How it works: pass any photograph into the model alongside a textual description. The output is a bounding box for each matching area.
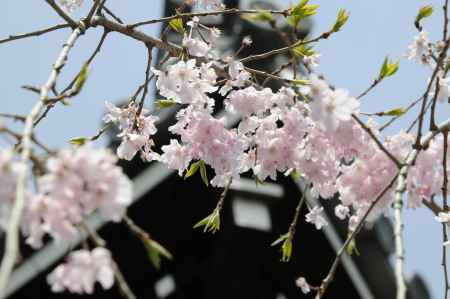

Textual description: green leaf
[199,161,209,187]
[69,136,87,145]
[242,10,274,22]
[291,44,315,58]
[288,0,319,28]
[193,208,221,234]
[184,161,201,179]
[379,56,399,79]
[144,239,173,270]
[271,233,293,262]
[74,63,89,93]
[169,18,185,33]
[416,5,433,24]
[345,235,360,256]
[382,107,406,117]
[155,99,177,110]
[271,233,290,246]
[331,9,350,33]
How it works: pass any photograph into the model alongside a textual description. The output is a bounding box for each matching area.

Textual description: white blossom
[334,204,350,220]
[310,88,359,131]
[305,206,328,230]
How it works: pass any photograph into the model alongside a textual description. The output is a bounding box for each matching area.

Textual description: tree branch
[0,27,84,297]
[0,24,71,45]
[90,16,182,57]
[45,0,78,28]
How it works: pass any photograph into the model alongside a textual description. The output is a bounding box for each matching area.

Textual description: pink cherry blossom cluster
[47,247,115,294]
[21,145,132,248]
[104,101,159,161]
[143,23,450,232]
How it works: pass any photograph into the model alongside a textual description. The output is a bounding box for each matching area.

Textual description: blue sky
[1,0,449,297]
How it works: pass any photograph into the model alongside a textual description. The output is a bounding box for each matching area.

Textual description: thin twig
[129,8,289,28]
[315,173,399,299]
[21,85,41,94]
[0,24,71,45]
[407,97,434,133]
[352,114,401,168]
[262,60,293,87]
[102,5,124,23]
[288,189,307,237]
[240,33,329,64]
[444,0,449,41]
[380,95,423,132]
[356,77,382,100]
[0,113,26,122]
[86,0,103,23]
[415,39,450,149]
[90,16,182,57]
[137,46,154,116]
[45,0,78,28]
[429,76,441,130]
[245,67,306,85]
[0,127,54,154]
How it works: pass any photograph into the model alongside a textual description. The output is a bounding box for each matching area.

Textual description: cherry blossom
[220,59,251,95]
[305,206,328,230]
[104,101,159,161]
[22,146,132,248]
[303,53,321,68]
[152,59,217,107]
[310,88,359,131]
[406,31,431,64]
[335,204,350,220]
[47,247,114,294]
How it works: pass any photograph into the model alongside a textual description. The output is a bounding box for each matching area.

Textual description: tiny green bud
[169,18,185,33]
[331,9,350,33]
[379,56,399,79]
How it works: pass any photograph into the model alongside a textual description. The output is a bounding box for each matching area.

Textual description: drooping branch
[317,117,450,299]
[393,118,450,299]
[0,26,85,297]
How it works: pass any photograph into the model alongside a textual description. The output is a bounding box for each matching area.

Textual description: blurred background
[1,0,449,298]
